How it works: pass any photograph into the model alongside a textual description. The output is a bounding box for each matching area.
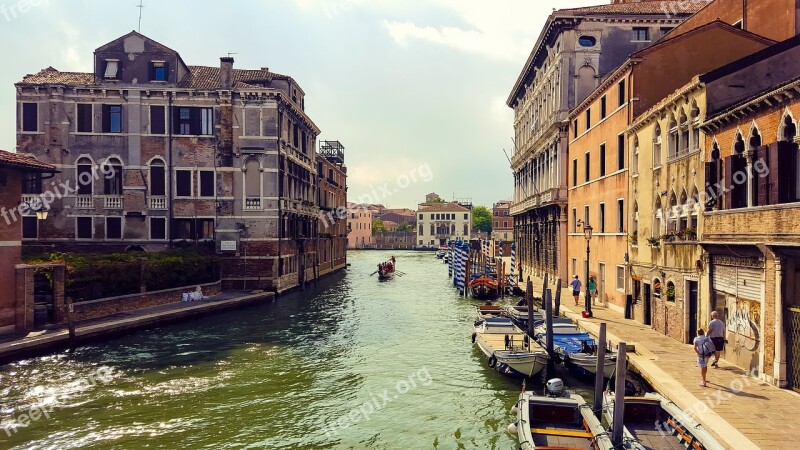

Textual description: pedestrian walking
[588,276,597,301]
[570,275,582,306]
[693,329,715,387]
[708,311,725,367]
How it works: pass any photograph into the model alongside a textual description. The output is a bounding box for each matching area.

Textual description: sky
[0,0,600,210]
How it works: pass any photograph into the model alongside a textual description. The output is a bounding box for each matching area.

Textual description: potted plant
[646,236,661,248]
[666,284,676,301]
[683,227,697,240]
[661,230,677,242]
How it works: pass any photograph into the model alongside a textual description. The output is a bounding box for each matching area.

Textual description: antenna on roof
[227,52,238,58]
[136,1,144,32]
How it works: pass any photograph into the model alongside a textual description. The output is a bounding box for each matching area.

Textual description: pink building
[347,203,374,249]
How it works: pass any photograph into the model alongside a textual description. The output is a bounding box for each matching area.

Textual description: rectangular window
[599,203,605,233]
[176,170,192,197]
[150,165,166,196]
[616,265,625,291]
[572,159,578,186]
[102,105,122,133]
[632,27,649,41]
[21,173,42,194]
[173,107,213,135]
[584,205,590,227]
[22,217,37,239]
[150,105,165,134]
[104,60,119,79]
[617,134,625,171]
[77,104,93,132]
[464,214,468,220]
[464,223,469,235]
[600,96,607,119]
[150,217,167,240]
[197,219,214,239]
[618,80,626,107]
[573,119,578,139]
[77,217,93,239]
[572,208,577,233]
[599,143,606,176]
[150,61,167,82]
[172,219,194,240]
[22,103,37,131]
[572,258,577,277]
[617,199,624,233]
[106,217,122,239]
[199,171,215,197]
[585,152,590,182]
[585,109,591,129]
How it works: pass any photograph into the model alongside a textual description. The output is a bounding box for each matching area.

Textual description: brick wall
[71,280,221,322]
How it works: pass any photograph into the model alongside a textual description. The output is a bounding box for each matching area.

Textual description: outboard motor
[545,378,566,398]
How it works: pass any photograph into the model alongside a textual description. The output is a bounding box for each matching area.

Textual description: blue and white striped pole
[453,238,460,286]
[483,240,489,276]
[509,242,516,295]
[461,241,469,296]
[455,240,464,293]
[447,239,453,278]
[498,240,503,279]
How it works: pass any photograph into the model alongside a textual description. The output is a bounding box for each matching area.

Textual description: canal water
[1,251,598,449]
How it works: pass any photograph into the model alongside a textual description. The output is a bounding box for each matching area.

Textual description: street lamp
[21,200,49,220]
[584,223,593,317]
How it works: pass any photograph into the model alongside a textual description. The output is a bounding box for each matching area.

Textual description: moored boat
[475,303,503,319]
[469,275,499,300]
[602,392,725,450]
[535,322,617,378]
[508,378,614,450]
[472,317,549,378]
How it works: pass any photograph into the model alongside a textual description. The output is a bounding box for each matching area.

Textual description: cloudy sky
[1,0,599,209]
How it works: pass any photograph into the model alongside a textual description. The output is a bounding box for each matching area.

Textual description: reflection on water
[0,251,598,449]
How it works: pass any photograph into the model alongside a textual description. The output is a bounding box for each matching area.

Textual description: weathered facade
[0,151,57,334]
[316,141,347,277]
[699,35,800,388]
[491,200,513,242]
[347,203,374,249]
[416,202,471,247]
[509,1,702,288]
[15,31,329,293]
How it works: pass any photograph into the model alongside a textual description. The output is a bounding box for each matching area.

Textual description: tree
[372,218,385,233]
[472,206,492,233]
[396,223,413,232]
[428,197,444,203]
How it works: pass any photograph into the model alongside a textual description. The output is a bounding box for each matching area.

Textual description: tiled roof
[0,150,56,172]
[19,67,95,86]
[561,1,707,15]
[18,65,291,90]
[418,202,469,212]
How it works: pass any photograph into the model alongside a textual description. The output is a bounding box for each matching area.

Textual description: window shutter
[150,106,165,134]
[704,162,714,208]
[723,156,733,210]
[756,145,769,206]
[191,108,202,135]
[102,105,110,133]
[172,106,180,134]
[776,141,797,203]
[162,62,169,81]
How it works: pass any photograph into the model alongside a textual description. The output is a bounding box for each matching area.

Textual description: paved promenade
[518,271,799,450]
[0,290,274,365]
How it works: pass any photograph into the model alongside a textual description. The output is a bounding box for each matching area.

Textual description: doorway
[643,282,652,326]
[688,280,699,340]
[598,263,606,306]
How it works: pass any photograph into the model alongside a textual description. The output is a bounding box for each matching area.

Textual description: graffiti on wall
[727,298,760,353]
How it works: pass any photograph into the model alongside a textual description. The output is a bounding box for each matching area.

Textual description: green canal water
[0,251,596,449]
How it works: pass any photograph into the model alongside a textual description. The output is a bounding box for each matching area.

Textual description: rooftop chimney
[220,57,234,90]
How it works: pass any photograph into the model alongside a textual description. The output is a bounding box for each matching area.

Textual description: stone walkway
[518,271,800,450]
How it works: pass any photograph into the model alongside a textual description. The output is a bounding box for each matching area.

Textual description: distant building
[381,208,416,226]
[347,203,374,249]
[416,202,471,247]
[374,230,415,250]
[425,192,441,203]
[491,200,513,242]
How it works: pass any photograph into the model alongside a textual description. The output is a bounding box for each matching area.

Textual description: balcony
[149,196,167,210]
[104,196,123,209]
[244,197,262,211]
[75,195,93,209]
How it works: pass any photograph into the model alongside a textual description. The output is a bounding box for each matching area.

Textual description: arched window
[632,135,640,175]
[780,113,797,142]
[149,159,166,196]
[731,133,747,209]
[653,196,663,238]
[679,110,689,155]
[689,186,699,232]
[690,102,701,151]
[76,157,93,195]
[668,116,678,159]
[632,201,639,238]
[653,277,662,298]
[653,123,662,167]
[666,281,676,302]
[748,127,762,207]
[668,192,678,233]
[678,189,688,232]
[103,157,123,195]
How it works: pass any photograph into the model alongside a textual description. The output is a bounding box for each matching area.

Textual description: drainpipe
[168,91,174,249]
[277,106,283,284]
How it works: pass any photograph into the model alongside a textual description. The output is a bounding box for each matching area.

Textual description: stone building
[380,208,416,227]
[508,0,702,288]
[491,200,513,242]
[698,35,800,388]
[316,141,347,277]
[416,202,471,247]
[15,31,325,293]
[0,150,57,334]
